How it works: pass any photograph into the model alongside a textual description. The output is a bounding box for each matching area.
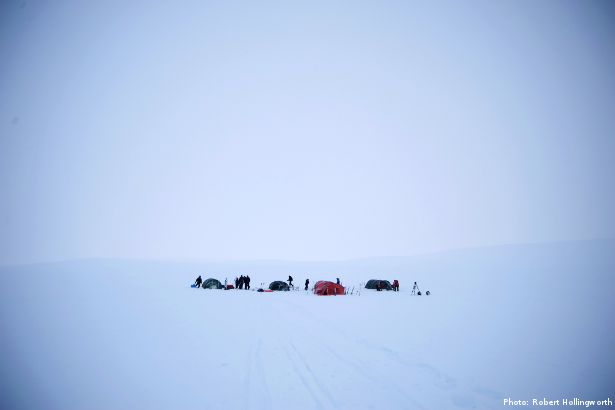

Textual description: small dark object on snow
[417,291,422,296]
[426,291,430,295]
[305,279,310,291]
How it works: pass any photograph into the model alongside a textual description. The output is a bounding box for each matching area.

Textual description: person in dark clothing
[412,281,419,295]
[239,275,244,290]
[235,277,239,289]
[195,275,203,288]
[245,275,251,290]
[392,279,399,291]
[305,278,309,291]
[288,275,293,288]
[336,278,340,285]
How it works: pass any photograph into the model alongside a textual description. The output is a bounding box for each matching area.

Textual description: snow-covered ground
[1,240,613,410]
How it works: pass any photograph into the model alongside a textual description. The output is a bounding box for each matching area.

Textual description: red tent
[314,281,345,296]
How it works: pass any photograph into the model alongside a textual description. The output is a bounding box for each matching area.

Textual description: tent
[314,281,345,296]
[269,281,290,291]
[365,279,393,291]
[202,278,224,289]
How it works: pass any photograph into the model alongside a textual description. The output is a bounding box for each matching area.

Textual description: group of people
[288,275,318,290]
[194,274,319,291]
[234,275,251,290]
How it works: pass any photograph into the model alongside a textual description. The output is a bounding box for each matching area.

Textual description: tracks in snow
[261,295,500,409]
[243,338,272,410]
[283,341,339,409]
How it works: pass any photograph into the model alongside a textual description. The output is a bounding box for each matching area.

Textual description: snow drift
[0,240,613,409]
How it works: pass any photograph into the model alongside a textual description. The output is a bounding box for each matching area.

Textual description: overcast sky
[1,0,614,264]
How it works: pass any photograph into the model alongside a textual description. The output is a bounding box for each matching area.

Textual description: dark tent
[202,278,224,289]
[269,281,290,291]
[365,279,393,291]
[314,281,345,296]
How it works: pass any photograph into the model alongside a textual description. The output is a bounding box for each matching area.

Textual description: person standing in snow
[245,275,251,290]
[336,278,340,285]
[305,278,309,291]
[235,277,239,289]
[412,281,419,295]
[239,275,244,290]
[392,279,399,291]
[194,275,203,288]
[288,275,293,288]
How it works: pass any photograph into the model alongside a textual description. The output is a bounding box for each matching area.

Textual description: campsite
[195,277,403,296]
